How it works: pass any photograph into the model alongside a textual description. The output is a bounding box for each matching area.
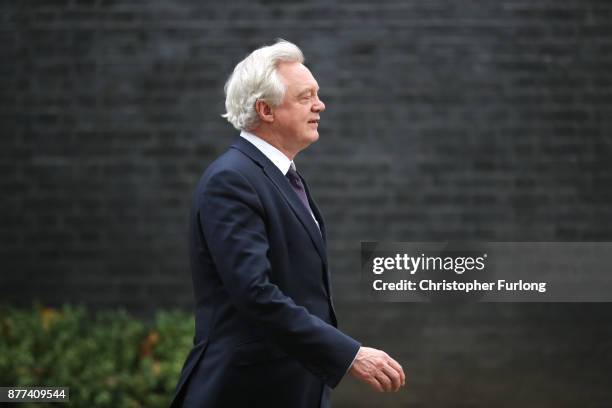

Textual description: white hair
[222,39,304,131]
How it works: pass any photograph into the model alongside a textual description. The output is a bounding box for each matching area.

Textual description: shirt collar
[240,130,294,175]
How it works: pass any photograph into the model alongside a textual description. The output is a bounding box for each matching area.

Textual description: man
[170,39,405,408]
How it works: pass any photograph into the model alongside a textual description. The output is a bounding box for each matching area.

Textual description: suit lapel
[230,137,328,269]
[300,175,326,244]
[300,175,333,298]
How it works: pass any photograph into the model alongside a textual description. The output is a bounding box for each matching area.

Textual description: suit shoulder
[196,146,260,193]
[192,147,265,213]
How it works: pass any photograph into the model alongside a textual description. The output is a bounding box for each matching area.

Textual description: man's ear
[255,100,274,123]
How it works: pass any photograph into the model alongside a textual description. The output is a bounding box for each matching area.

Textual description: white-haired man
[170,39,405,408]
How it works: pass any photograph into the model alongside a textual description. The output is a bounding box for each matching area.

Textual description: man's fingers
[368,376,384,392]
[374,371,393,392]
[382,364,401,391]
[387,358,405,386]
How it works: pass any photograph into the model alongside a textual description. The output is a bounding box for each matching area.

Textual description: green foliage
[0,305,194,408]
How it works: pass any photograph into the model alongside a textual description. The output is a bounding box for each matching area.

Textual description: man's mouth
[308,119,320,124]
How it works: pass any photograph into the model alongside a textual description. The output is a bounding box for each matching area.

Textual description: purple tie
[286,166,320,232]
[286,166,312,214]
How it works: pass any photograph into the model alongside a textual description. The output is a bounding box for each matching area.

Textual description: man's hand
[348,346,405,392]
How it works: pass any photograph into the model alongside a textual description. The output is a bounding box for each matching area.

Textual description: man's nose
[313,97,325,112]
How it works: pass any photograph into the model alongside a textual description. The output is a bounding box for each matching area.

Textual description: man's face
[272,62,326,152]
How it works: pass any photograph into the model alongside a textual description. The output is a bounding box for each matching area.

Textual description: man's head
[223,40,325,158]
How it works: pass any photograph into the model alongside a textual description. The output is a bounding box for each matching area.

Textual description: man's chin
[297,131,319,152]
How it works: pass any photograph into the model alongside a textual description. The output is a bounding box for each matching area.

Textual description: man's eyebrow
[297,86,319,96]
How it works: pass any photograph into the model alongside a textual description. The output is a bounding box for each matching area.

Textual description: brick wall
[1,1,611,406]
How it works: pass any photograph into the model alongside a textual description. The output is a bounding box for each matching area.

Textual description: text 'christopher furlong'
[372,279,547,293]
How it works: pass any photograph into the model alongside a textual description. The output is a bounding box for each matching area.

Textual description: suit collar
[230,137,328,267]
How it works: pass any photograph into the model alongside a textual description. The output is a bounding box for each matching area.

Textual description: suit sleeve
[199,169,360,388]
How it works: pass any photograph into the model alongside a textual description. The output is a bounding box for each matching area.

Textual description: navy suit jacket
[170,136,360,408]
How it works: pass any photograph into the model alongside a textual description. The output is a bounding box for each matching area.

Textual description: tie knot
[286,167,303,190]
[286,166,297,178]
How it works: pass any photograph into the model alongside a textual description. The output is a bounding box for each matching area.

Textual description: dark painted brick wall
[1,1,611,406]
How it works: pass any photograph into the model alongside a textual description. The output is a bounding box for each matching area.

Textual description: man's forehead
[277,62,319,90]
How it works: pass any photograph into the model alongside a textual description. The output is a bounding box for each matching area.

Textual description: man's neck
[249,128,297,161]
